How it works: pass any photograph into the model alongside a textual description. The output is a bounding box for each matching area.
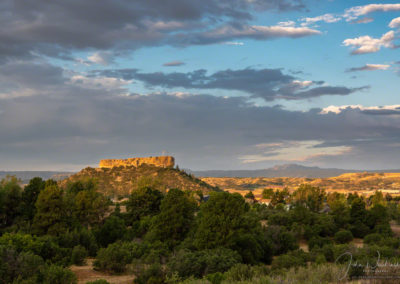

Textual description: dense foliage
[1,175,400,283]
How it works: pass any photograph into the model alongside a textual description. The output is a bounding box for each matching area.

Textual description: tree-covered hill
[60,164,219,196]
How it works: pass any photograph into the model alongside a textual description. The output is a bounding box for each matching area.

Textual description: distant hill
[191,164,400,178]
[60,164,219,196]
[202,172,400,194]
[0,171,73,184]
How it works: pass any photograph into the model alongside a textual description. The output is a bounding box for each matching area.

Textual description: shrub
[134,263,165,284]
[94,241,135,273]
[71,245,87,265]
[41,264,77,284]
[167,248,241,279]
[334,230,353,244]
[85,280,110,284]
[363,233,382,245]
[271,252,306,270]
[308,236,333,250]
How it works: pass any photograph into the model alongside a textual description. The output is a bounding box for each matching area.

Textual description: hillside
[60,164,218,196]
[192,164,400,178]
[202,172,400,196]
[0,171,73,184]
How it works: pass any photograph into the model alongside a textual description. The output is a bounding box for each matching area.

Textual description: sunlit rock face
[99,156,175,168]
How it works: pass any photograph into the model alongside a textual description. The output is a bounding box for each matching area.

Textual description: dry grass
[70,259,135,284]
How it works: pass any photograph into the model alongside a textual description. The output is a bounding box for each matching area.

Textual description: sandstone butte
[99,156,175,169]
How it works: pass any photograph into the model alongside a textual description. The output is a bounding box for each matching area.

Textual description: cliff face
[99,156,175,169]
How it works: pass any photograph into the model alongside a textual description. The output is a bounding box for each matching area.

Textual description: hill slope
[191,164,400,178]
[201,172,400,195]
[60,164,218,196]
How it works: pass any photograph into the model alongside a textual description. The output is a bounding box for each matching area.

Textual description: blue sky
[0,0,400,171]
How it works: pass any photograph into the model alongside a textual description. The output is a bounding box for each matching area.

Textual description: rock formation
[99,156,175,169]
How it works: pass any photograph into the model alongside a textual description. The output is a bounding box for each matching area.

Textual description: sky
[0,0,400,171]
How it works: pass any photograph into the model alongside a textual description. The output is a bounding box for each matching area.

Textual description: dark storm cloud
[94,67,367,101]
[0,0,307,62]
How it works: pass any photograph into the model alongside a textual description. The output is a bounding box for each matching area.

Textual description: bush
[167,248,241,279]
[272,253,305,270]
[86,280,110,284]
[134,263,165,284]
[223,264,268,282]
[334,230,353,244]
[94,241,135,273]
[71,245,87,265]
[308,236,333,250]
[363,233,382,245]
[41,264,77,284]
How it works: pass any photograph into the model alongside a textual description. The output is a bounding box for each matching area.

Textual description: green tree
[262,188,274,199]
[194,192,249,250]
[0,176,23,228]
[292,184,325,212]
[21,177,46,220]
[244,191,255,201]
[96,215,126,247]
[147,188,196,248]
[126,187,163,224]
[74,189,109,227]
[32,185,67,236]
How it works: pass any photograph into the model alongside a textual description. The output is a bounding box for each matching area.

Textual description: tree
[292,184,325,212]
[32,185,67,236]
[334,230,353,244]
[96,215,126,247]
[0,176,23,228]
[21,177,46,220]
[262,188,274,199]
[244,191,255,202]
[126,187,163,224]
[147,188,196,248]
[74,189,109,227]
[194,192,250,250]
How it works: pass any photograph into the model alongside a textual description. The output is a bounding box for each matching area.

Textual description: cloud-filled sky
[1,0,400,171]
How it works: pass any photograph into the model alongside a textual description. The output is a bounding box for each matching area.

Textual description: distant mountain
[190,164,400,178]
[0,171,73,184]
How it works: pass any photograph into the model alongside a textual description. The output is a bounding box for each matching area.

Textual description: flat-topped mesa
[99,156,175,169]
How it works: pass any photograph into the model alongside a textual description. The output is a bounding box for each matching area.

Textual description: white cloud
[343,31,395,54]
[70,75,131,91]
[347,63,391,72]
[87,51,114,65]
[277,20,296,27]
[345,4,400,21]
[320,104,400,114]
[389,17,400,28]
[223,41,245,46]
[204,24,321,41]
[240,140,352,163]
[301,13,341,26]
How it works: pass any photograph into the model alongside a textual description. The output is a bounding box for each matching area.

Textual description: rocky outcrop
[99,156,175,169]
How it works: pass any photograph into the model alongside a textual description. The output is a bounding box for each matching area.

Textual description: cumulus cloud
[346,63,391,72]
[239,140,352,163]
[0,0,308,62]
[94,67,366,101]
[345,4,400,21]
[87,51,115,65]
[343,31,396,54]
[163,61,185,67]
[353,17,374,24]
[301,13,342,26]
[180,24,321,45]
[389,17,400,28]
[320,104,400,115]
